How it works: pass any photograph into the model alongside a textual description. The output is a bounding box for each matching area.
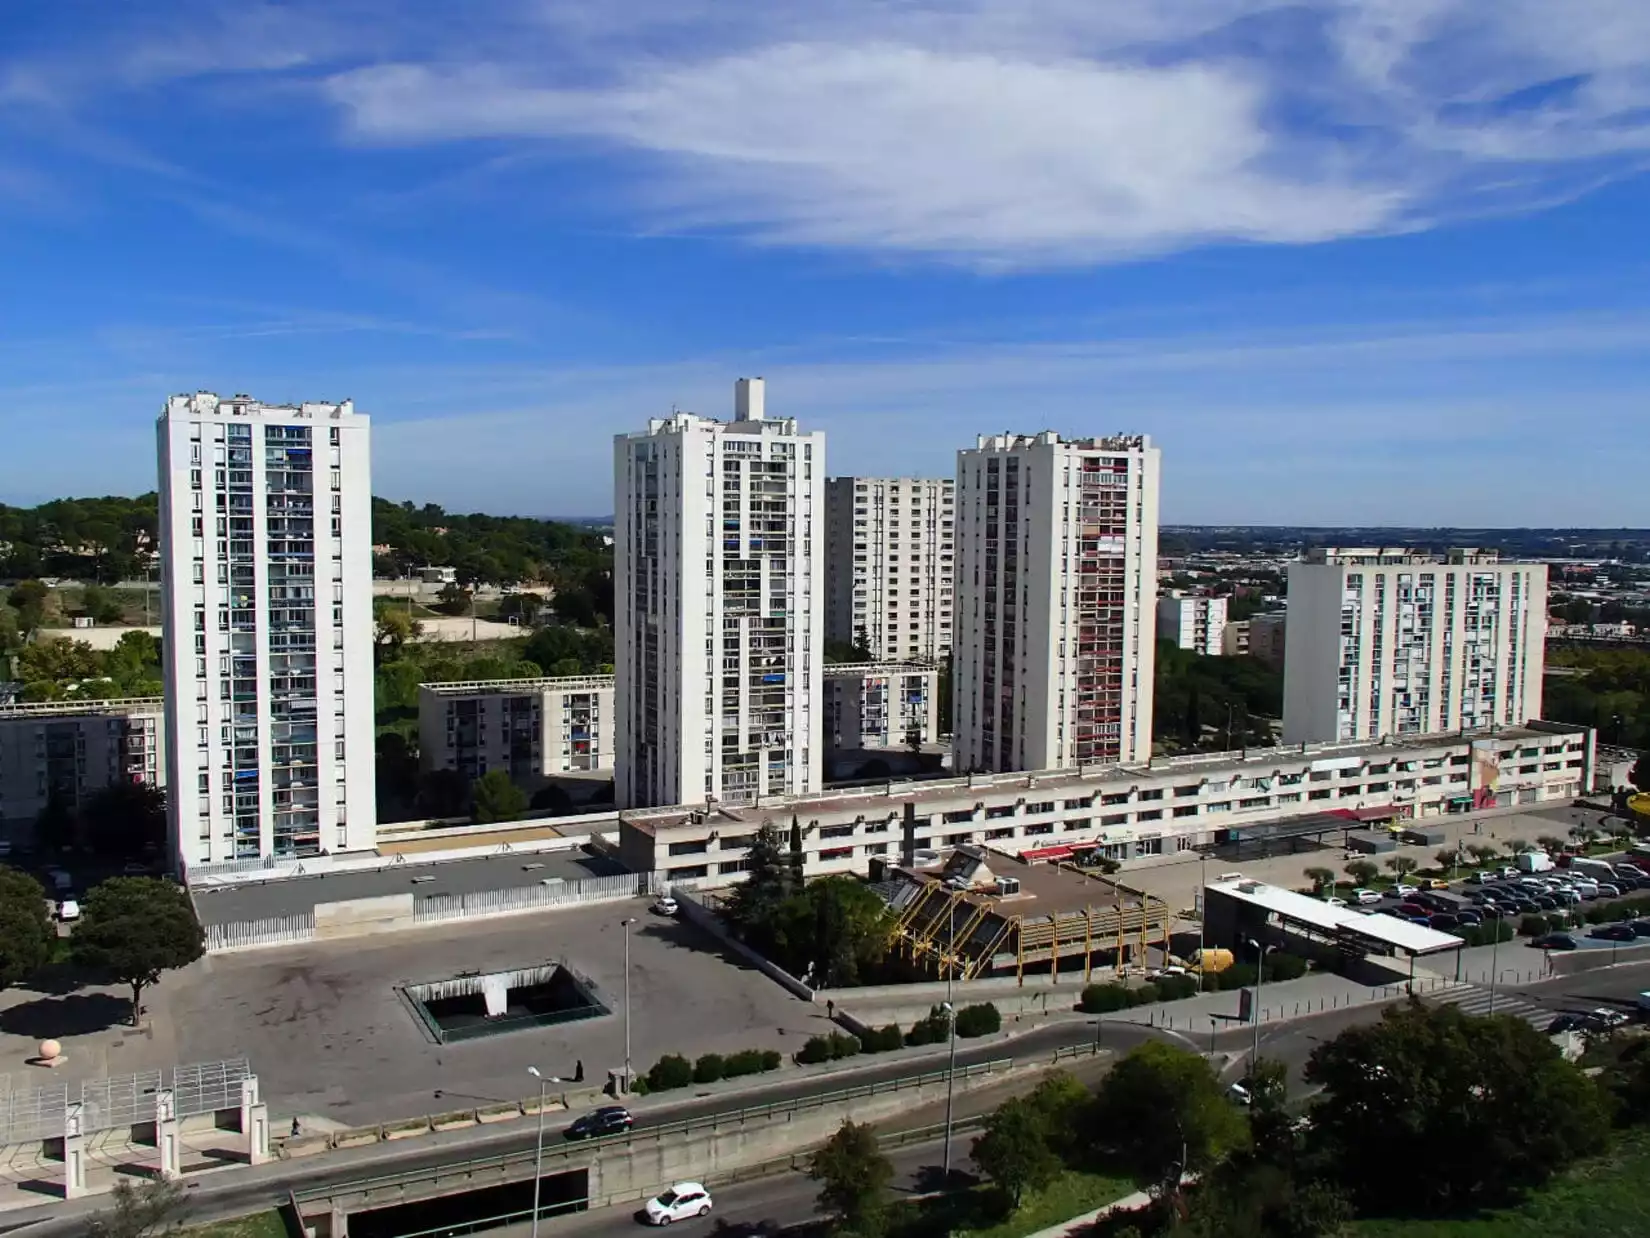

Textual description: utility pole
[940,1000,958,1179]
[621,917,637,1091]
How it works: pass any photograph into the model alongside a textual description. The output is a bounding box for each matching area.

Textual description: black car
[564,1106,634,1140]
[1512,900,1542,915]
[1530,932,1579,951]
[1589,923,1638,943]
[1629,920,1650,938]
[1477,904,1505,919]
[1546,1013,1589,1035]
[1533,895,1560,911]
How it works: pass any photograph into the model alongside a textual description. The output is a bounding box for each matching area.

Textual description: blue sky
[2,0,1649,524]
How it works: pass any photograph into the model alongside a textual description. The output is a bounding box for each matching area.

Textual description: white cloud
[312,0,1650,266]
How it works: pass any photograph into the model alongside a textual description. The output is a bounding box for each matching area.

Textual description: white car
[1351,888,1382,906]
[1323,896,1347,908]
[56,900,80,922]
[644,1182,712,1225]
[1391,883,1418,899]
[651,895,679,917]
[1469,870,1493,884]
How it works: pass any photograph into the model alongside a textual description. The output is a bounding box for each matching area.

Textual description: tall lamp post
[1246,939,1276,1071]
[620,917,637,1092]
[526,1067,562,1238]
[1197,853,1208,977]
[940,999,959,1179]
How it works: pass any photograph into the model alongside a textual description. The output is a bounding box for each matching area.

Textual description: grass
[889,1169,1134,1238]
[1351,1130,1650,1238]
[185,1210,289,1238]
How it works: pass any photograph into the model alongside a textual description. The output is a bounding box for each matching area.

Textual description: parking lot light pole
[1247,939,1276,1070]
[941,1000,958,1178]
[1488,922,1501,1015]
[621,918,637,1092]
[527,1067,560,1238]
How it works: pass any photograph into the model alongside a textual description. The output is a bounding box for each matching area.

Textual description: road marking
[1422,984,1556,1030]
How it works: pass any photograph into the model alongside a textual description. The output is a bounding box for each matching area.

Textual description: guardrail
[291,1058,1013,1204]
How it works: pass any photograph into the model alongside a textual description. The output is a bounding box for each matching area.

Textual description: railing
[413,871,662,924]
[294,1058,1012,1203]
[205,914,316,951]
[0,1059,251,1144]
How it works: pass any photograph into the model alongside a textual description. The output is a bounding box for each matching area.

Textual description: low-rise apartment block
[618,722,1591,883]
[0,698,166,830]
[418,676,615,786]
[1156,594,1228,655]
[1248,611,1287,670]
[1221,620,1250,657]
[823,662,941,750]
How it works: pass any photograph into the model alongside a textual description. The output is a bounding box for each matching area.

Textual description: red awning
[1328,805,1399,823]
[1019,844,1077,863]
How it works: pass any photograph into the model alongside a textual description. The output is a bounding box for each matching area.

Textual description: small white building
[1156,594,1228,656]
[418,675,616,785]
[823,662,941,750]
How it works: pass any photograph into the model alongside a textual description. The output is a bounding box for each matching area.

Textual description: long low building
[0,697,166,830]
[418,676,616,786]
[618,721,1593,884]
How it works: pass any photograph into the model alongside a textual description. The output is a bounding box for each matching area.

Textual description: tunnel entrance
[348,1166,589,1238]
[401,963,609,1044]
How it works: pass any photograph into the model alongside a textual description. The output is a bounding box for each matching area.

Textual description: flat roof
[898,851,1165,919]
[1207,878,1462,956]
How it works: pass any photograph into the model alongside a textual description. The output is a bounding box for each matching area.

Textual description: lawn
[890,1169,1134,1238]
[1352,1130,1650,1238]
[185,1211,289,1238]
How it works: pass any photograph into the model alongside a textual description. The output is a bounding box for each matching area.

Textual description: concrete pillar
[329,1201,349,1238]
[155,1089,181,1181]
[240,1077,270,1165]
[63,1103,86,1200]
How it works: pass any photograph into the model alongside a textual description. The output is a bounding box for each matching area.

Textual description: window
[668,839,709,856]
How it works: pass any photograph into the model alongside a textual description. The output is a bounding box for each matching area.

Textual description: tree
[772,875,894,987]
[7,580,47,637]
[372,601,421,660]
[416,768,470,818]
[87,1177,190,1238]
[1535,835,1566,857]
[973,1095,1063,1208]
[80,782,167,862]
[469,769,527,824]
[1303,1000,1610,1213]
[72,878,205,1026]
[809,1120,893,1234]
[1091,1042,1248,1205]
[79,584,123,624]
[1343,860,1378,887]
[1303,867,1335,895]
[0,868,54,988]
[723,821,795,945]
[1384,856,1418,879]
[434,582,472,616]
[1467,844,1502,867]
[1508,839,1536,856]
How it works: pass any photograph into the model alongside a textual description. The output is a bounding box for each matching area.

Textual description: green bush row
[1076,953,1312,1013]
[796,1032,862,1064]
[1518,893,1650,939]
[1457,921,1515,947]
[641,1047,782,1092]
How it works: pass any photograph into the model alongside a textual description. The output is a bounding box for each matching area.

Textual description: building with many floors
[614,378,825,809]
[619,722,1592,883]
[418,676,615,787]
[1248,611,1287,670]
[1156,594,1227,655]
[1284,548,1547,745]
[825,477,955,662]
[952,432,1160,774]
[157,392,377,867]
[0,698,165,831]
[823,662,941,750]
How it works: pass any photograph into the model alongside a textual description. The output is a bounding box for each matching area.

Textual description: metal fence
[205,913,316,951]
[0,1059,252,1145]
[413,871,663,924]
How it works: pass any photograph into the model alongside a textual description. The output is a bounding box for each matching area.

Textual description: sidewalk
[1020,1175,1196,1238]
[1100,970,1465,1037]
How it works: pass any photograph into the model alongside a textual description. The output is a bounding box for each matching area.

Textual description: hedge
[797,1032,861,1065]
[1079,983,1131,1013]
[693,1053,725,1084]
[954,1003,1001,1038]
[645,1053,694,1092]
[723,1048,782,1077]
[1520,914,1549,937]
[859,1024,905,1053]
[1457,921,1514,947]
[905,1006,952,1046]
[639,1047,781,1092]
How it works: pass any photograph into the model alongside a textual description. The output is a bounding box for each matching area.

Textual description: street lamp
[526,1067,562,1238]
[1246,938,1277,1070]
[1197,853,1208,981]
[940,1000,959,1179]
[620,917,637,1092]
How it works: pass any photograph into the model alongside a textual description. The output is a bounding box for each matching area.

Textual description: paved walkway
[1100,971,1462,1037]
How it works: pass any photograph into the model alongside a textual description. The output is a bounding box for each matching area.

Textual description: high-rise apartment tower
[157,393,376,868]
[614,379,825,809]
[953,432,1161,773]
[1283,547,1547,744]
[824,477,955,663]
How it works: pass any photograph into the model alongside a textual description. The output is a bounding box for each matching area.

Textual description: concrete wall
[673,888,815,1001]
[314,893,414,939]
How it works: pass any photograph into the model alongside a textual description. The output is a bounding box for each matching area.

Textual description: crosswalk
[1424,984,1556,1030]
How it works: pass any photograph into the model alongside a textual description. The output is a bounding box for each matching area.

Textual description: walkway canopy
[1206,877,1463,959]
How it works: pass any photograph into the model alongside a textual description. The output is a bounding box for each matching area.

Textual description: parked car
[652,895,680,917]
[1547,1013,1589,1035]
[1532,895,1560,911]
[645,1182,713,1225]
[1530,932,1579,951]
[1323,896,1347,908]
[565,1106,634,1140]
[1629,920,1650,938]
[1590,923,1639,943]
[1424,878,1452,890]
[1454,909,1483,926]
[1351,888,1382,906]
[1391,883,1419,899]
[1477,904,1505,919]
[1429,913,1460,930]
[1470,870,1494,884]
[55,899,79,922]
[1498,866,1521,879]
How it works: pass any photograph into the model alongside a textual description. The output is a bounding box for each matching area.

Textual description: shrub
[1128,982,1161,1007]
[722,1049,766,1078]
[1519,914,1549,937]
[860,1024,905,1053]
[1215,963,1258,991]
[905,1005,952,1046]
[1155,974,1198,1001]
[692,1054,725,1084]
[1264,953,1309,982]
[795,1032,862,1064]
[760,1049,782,1072]
[1459,921,1514,947]
[645,1053,694,1092]
[954,1003,1002,1038]
[1079,983,1131,1013]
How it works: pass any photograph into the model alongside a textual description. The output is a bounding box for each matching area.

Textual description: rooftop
[420,675,615,696]
[899,847,1165,920]
[0,696,163,719]
[823,662,941,679]
[1206,878,1462,956]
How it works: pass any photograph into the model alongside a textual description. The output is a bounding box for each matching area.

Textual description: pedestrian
[574,1059,584,1083]
[290,1116,301,1138]
[826,999,835,1020]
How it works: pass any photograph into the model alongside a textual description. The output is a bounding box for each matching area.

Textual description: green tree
[86,1177,190,1238]
[809,1120,893,1235]
[372,600,421,661]
[79,584,123,624]
[434,582,472,616]
[1091,1042,1247,1205]
[72,877,205,1026]
[7,580,48,637]
[80,781,167,862]
[1467,844,1502,867]
[772,875,894,987]
[1303,1000,1611,1213]
[1343,860,1378,887]
[723,821,795,944]
[1303,867,1335,895]
[469,769,527,824]
[973,1095,1063,1208]
[1384,855,1418,879]
[0,868,54,988]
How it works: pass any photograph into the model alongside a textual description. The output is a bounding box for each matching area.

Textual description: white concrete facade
[825,477,955,662]
[0,699,165,830]
[1284,548,1548,745]
[1156,594,1228,655]
[158,393,377,868]
[620,722,1592,882]
[823,663,942,750]
[418,676,616,781]
[953,433,1160,774]
[614,378,825,809]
